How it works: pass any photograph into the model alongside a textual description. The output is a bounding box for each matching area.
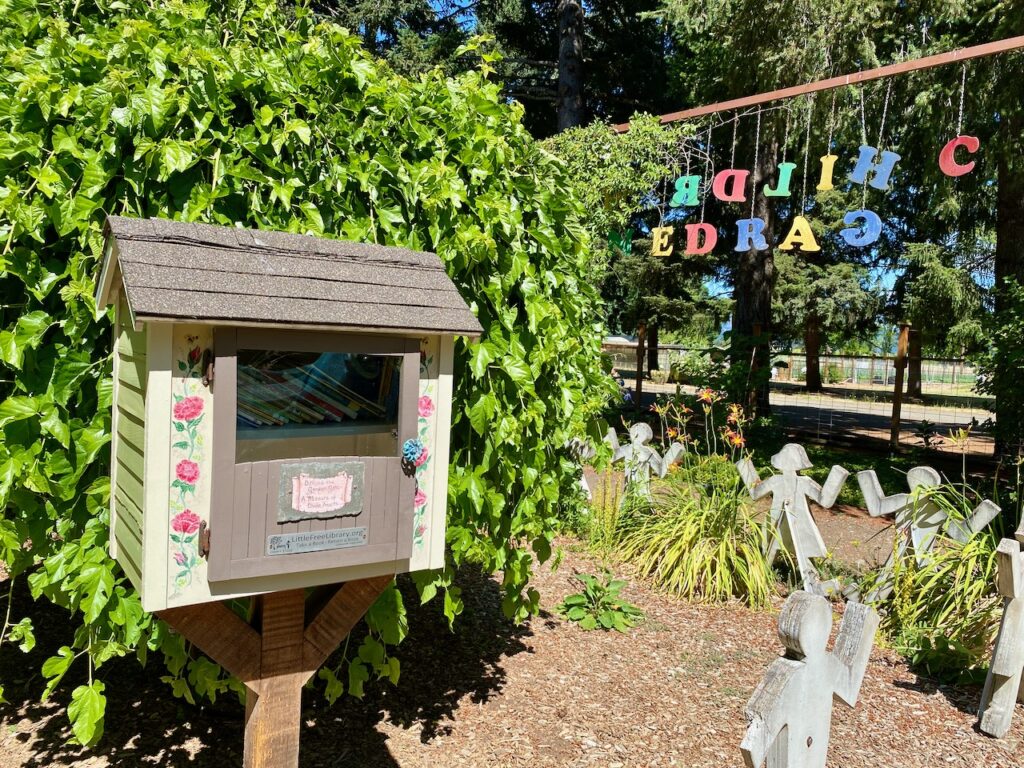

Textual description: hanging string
[701,123,714,223]
[877,77,893,148]
[826,89,837,152]
[730,114,739,169]
[859,86,868,209]
[956,63,967,134]
[801,94,815,209]
[781,103,792,164]
[750,107,762,219]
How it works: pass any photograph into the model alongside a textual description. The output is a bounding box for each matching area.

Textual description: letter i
[816,154,838,192]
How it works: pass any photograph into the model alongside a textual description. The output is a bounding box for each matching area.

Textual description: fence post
[890,323,910,450]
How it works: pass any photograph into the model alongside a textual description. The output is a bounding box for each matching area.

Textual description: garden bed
[1,525,1021,767]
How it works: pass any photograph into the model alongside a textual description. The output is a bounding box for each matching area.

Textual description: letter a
[778,216,821,252]
[684,223,717,255]
[839,209,882,247]
[938,135,980,177]
[670,175,701,207]
[763,162,796,197]
[712,169,749,202]
[848,145,901,191]
[734,218,769,252]
[652,226,674,256]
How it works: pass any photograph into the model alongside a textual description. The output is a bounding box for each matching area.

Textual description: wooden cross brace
[157,575,393,767]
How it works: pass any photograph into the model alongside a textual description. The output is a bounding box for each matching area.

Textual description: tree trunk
[731,144,778,415]
[647,325,659,375]
[803,316,823,393]
[995,142,1024,459]
[634,321,646,412]
[556,0,584,131]
[907,327,923,399]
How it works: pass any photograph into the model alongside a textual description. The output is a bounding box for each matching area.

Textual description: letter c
[938,135,980,177]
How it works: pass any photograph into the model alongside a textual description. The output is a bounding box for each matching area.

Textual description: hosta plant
[556,571,645,632]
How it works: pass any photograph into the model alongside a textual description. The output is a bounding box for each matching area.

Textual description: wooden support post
[158,575,392,768]
[890,323,910,450]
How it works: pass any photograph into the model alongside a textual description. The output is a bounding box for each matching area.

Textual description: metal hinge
[198,520,211,559]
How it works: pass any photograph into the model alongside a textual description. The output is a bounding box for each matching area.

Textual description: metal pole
[614,34,1024,132]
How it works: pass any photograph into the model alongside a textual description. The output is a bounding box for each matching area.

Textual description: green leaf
[469,342,495,378]
[347,658,369,698]
[9,617,35,652]
[68,681,106,746]
[42,646,75,700]
[285,119,311,145]
[0,397,39,428]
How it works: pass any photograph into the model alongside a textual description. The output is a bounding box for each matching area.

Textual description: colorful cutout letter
[652,226,674,256]
[763,162,796,197]
[938,135,980,177]
[848,145,901,191]
[839,209,882,247]
[778,216,821,252]
[670,175,701,207]
[735,218,769,252]
[684,223,717,255]
[816,154,838,192]
[712,169,749,202]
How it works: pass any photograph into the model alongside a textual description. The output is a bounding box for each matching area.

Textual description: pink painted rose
[171,510,201,535]
[413,488,427,508]
[173,551,187,566]
[173,396,204,421]
[415,524,426,538]
[176,459,200,485]
[414,447,429,468]
[417,396,434,418]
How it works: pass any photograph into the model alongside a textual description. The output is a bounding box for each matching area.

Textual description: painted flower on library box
[176,459,200,486]
[402,438,425,463]
[172,509,202,536]
[414,487,428,508]
[414,447,429,468]
[418,395,435,418]
[173,395,204,422]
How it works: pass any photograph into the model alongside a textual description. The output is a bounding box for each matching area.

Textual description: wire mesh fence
[603,340,994,456]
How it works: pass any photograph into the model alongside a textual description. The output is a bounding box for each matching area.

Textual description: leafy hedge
[0,0,611,743]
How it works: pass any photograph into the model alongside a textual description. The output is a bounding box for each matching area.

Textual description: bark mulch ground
[1,527,1021,767]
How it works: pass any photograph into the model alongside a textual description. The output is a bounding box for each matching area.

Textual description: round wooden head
[906,466,942,491]
[777,591,832,659]
[770,443,813,472]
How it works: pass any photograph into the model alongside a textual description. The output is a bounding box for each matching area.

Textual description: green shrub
[0,0,611,741]
[617,459,776,607]
[556,571,645,632]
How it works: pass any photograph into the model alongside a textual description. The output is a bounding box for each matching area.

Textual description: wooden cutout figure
[855,466,1001,602]
[737,444,849,595]
[605,424,684,499]
[978,519,1024,738]
[742,591,879,768]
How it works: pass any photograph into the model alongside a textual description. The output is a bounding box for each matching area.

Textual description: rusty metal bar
[613,35,1024,132]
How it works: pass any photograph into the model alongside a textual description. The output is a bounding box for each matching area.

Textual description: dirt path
[1,531,1020,767]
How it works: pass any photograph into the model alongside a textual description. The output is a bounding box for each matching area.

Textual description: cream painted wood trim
[142,322,173,612]
[109,290,122,560]
[428,335,455,570]
[135,315,481,340]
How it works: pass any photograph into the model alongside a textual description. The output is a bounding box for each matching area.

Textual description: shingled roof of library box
[95,216,482,336]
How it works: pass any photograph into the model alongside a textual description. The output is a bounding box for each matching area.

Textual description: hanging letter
[817,154,838,191]
[938,135,980,177]
[734,218,769,252]
[684,223,717,255]
[670,175,701,207]
[652,226,674,256]
[848,145,901,190]
[763,162,797,197]
[712,169,749,202]
[839,209,882,247]
[778,216,821,252]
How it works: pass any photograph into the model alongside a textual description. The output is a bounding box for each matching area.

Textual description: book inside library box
[235,349,402,463]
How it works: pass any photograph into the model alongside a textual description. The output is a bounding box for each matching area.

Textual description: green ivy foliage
[0,0,611,742]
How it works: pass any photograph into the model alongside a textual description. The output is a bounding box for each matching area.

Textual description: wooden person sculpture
[737,444,849,595]
[978,519,1024,738]
[741,591,879,768]
[856,466,1000,602]
[606,424,684,498]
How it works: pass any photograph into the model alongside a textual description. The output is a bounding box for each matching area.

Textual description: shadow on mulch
[0,565,532,767]
[893,673,987,720]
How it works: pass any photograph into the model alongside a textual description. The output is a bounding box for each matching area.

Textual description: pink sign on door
[291,472,353,515]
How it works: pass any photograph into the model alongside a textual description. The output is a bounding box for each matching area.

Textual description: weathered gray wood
[741,591,879,768]
[737,444,848,596]
[978,520,1024,738]
[605,424,684,499]
[854,466,1000,603]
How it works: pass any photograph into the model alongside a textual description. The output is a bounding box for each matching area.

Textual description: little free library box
[96,216,481,612]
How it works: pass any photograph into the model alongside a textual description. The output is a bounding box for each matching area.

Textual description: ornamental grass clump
[617,458,776,608]
[867,484,1003,681]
